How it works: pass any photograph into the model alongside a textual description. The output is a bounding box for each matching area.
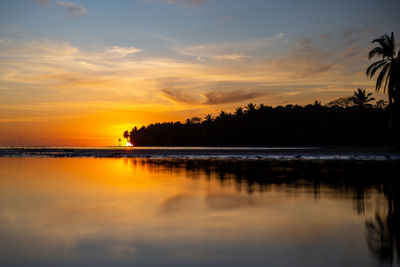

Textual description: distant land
[123,100,391,147]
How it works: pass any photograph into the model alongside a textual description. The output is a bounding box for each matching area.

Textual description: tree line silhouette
[123,96,390,147]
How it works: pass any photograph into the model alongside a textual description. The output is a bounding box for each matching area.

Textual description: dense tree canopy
[123,101,389,147]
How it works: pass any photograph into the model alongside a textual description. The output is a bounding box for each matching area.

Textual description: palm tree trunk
[389,104,400,151]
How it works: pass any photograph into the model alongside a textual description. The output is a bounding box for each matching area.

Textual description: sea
[0,147,399,266]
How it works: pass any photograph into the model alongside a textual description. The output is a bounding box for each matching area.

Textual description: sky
[0,0,399,146]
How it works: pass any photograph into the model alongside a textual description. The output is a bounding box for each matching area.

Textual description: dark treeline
[124,102,391,147]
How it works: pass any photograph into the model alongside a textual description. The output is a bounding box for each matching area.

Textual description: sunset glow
[0,0,398,146]
[125,142,133,147]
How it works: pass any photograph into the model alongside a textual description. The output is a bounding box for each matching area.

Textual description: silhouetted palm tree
[367,32,400,150]
[123,130,129,141]
[204,114,213,122]
[245,103,257,113]
[217,111,231,120]
[366,32,399,105]
[352,88,375,107]
[235,107,244,117]
[313,100,321,107]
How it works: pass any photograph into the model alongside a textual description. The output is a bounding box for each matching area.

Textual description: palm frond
[372,36,389,49]
[366,93,375,103]
[372,34,395,59]
[366,60,387,77]
[375,64,389,92]
[368,47,384,59]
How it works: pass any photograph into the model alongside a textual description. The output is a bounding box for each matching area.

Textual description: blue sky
[0,0,399,145]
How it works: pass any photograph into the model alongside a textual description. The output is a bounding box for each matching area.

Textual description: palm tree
[235,107,243,117]
[351,88,375,108]
[123,130,130,141]
[313,100,322,107]
[204,114,213,123]
[366,32,399,106]
[245,103,257,113]
[217,111,230,120]
[367,32,400,150]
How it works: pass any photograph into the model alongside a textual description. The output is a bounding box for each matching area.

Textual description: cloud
[105,46,142,57]
[164,0,207,7]
[342,28,355,39]
[145,0,206,7]
[0,36,376,114]
[213,54,249,61]
[161,88,198,104]
[203,90,265,105]
[34,0,50,5]
[56,0,87,17]
[275,37,336,78]
[181,33,285,62]
[320,34,332,40]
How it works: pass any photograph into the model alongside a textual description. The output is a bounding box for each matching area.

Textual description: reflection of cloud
[56,0,87,17]
[206,194,255,210]
[159,194,194,214]
[203,90,265,105]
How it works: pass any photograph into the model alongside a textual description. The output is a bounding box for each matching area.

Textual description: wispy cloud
[56,0,87,17]
[181,33,285,62]
[145,0,206,7]
[161,88,198,104]
[165,0,207,7]
[105,46,142,56]
[0,36,375,111]
[203,90,265,105]
[34,0,51,5]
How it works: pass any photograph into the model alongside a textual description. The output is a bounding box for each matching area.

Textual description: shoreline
[0,147,399,161]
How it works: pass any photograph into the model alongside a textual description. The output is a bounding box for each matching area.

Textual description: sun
[125,142,133,147]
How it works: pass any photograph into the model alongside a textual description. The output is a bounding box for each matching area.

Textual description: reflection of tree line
[128,158,399,265]
[365,163,400,266]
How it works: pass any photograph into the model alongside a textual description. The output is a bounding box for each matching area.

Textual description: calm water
[0,157,399,266]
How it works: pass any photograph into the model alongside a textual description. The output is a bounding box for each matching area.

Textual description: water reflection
[364,162,400,266]
[0,157,398,266]
[126,158,400,266]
